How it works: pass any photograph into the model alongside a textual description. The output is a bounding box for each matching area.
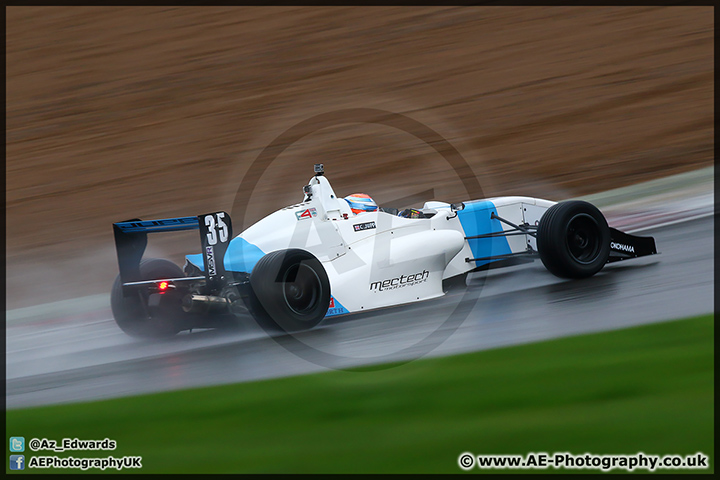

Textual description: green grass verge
[6,314,714,474]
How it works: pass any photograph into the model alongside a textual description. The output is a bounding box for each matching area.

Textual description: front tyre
[537,201,610,279]
[249,249,330,333]
[111,258,186,338]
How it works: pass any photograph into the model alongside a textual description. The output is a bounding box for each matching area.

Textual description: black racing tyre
[243,285,278,333]
[111,258,187,338]
[249,249,330,333]
[537,201,610,279]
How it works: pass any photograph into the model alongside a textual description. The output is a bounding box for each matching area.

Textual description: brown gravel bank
[6,7,713,308]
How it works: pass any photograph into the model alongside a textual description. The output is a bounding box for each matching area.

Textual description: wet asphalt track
[5,215,713,409]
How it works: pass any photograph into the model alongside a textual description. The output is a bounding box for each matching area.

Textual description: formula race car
[111,164,658,338]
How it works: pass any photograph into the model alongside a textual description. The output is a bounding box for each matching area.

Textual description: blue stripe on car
[186,236,266,273]
[325,297,349,317]
[456,200,512,267]
[115,216,199,233]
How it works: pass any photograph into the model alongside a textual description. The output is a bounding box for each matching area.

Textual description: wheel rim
[565,214,601,264]
[282,263,321,316]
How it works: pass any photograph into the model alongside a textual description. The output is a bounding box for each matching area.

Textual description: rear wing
[113,212,232,294]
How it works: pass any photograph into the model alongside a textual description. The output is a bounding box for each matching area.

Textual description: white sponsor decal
[353,221,376,232]
[205,245,216,276]
[611,242,635,253]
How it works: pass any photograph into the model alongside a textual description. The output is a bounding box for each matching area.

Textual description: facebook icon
[10,455,25,470]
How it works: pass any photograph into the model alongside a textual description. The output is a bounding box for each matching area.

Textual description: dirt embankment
[6,7,713,309]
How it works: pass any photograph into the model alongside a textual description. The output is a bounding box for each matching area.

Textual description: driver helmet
[344,193,378,215]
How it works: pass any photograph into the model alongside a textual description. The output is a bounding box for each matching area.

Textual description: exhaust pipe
[182,294,230,314]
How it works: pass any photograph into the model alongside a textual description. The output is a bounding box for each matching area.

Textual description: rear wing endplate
[113,212,232,294]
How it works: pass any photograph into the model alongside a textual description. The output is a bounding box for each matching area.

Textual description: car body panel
[184,176,559,318]
[113,169,657,337]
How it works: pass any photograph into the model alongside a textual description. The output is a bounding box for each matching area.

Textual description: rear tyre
[537,201,610,279]
[249,249,330,333]
[111,258,187,338]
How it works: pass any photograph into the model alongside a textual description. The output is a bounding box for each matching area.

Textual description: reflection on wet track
[6,217,713,408]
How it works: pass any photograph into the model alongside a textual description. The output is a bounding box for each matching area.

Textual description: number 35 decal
[204,212,229,246]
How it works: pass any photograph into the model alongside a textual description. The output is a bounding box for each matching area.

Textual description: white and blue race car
[111,164,657,338]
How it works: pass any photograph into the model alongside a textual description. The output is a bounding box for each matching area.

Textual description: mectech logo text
[370,270,429,292]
